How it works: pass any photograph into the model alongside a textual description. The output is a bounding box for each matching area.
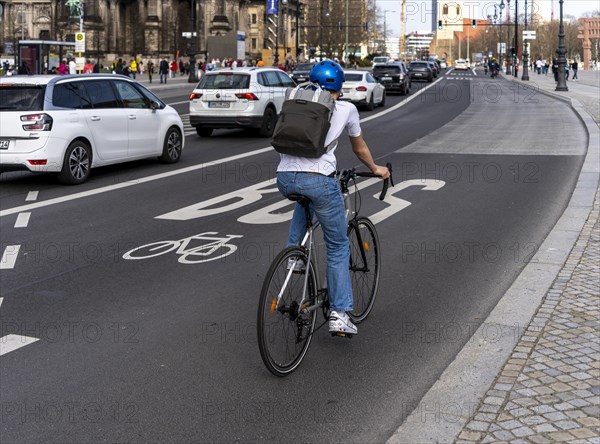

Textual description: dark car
[408,61,434,82]
[427,61,439,78]
[290,62,316,84]
[372,62,411,95]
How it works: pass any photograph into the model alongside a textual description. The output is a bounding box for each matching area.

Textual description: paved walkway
[454,71,600,443]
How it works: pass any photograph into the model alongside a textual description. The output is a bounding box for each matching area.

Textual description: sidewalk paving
[455,71,600,443]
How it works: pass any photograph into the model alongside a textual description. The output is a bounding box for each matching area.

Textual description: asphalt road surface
[0,69,586,443]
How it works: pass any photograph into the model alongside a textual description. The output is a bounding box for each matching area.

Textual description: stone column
[144,0,161,56]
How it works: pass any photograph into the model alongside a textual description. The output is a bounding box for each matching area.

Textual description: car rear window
[374,66,400,75]
[410,62,430,68]
[344,74,363,82]
[0,85,45,111]
[295,63,315,71]
[197,73,250,89]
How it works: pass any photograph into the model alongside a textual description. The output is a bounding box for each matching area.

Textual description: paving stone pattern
[455,190,600,443]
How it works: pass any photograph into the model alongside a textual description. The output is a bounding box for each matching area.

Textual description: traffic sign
[523,30,536,40]
[75,32,85,52]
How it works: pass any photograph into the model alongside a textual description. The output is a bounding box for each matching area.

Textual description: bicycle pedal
[330,332,353,339]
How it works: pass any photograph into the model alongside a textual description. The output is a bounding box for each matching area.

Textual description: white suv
[0,74,184,184]
[189,67,296,137]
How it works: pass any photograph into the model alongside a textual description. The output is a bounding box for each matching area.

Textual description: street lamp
[555,0,568,91]
[521,0,530,80]
[513,0,518,77]
[319,2,330,60]
[383,10,396,56]
[188,0,197,83]
[498,0,505,70]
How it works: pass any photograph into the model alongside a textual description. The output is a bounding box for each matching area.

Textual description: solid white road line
[14,212,31,228]
[25,191,39,201]
[0,335,40,356]
[0,245,21,269]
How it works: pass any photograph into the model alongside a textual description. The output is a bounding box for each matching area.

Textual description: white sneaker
[329,311,357,336]
[287,258,305,273]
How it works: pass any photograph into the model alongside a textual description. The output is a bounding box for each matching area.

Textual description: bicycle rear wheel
[257,246,318,377]
[347,217,380,323]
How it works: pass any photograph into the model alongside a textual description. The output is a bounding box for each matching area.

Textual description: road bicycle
[257,163,393,377]
[122,232,243,264]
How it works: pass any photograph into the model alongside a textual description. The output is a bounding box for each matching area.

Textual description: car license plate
[415,73,423,77]
[0,139,10,150]
[209,102,230,109]
[382,76,392,81]
[343,88,351,93]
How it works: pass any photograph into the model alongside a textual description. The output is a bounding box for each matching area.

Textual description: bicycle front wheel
[347,217,380,323]
[257,247,318,377]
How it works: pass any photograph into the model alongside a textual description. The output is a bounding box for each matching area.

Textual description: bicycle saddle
[287,194,311,207]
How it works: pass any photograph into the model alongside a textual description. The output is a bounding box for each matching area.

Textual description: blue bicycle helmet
[309,60,345,92]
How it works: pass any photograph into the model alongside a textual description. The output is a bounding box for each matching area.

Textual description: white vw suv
[0,74,184,184]
[189,67,296,137]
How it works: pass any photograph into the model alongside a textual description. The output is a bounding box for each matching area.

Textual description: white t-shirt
[277,100,361,176]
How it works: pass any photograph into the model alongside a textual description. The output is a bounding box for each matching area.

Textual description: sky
[376,0,599,36]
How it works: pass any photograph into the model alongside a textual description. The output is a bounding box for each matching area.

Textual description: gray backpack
[271,82,336,158]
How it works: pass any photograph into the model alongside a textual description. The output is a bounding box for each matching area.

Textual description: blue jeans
[276,172,353,312]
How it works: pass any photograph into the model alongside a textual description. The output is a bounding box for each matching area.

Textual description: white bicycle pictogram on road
[123,232,243,264]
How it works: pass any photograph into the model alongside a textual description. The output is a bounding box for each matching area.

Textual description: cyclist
[276,60,390,336]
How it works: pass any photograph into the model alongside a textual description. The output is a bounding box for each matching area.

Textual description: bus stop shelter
[18,40,76,74]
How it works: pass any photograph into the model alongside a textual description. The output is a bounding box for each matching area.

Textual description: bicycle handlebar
[339,162,394,201]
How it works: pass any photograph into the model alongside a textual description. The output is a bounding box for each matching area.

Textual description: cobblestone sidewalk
[456,191,600,443]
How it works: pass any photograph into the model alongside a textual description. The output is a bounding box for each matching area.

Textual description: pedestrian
[170,59,177,78]
[17,62,31,75]
[84,60,93,74]
[130,59,137,79]
[93,60,100,73]
[179,59,185,76]
[552,58,558,81]
[147,60,154,83]
[58,59,68,75]
[275,60,389,337]
[159,57,169,83]
[69,58,77,74]
[571,59,578,80]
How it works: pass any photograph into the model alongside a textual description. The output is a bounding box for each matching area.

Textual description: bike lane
[0,75,587,442]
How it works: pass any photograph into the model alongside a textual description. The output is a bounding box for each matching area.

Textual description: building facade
[0,0,306,65]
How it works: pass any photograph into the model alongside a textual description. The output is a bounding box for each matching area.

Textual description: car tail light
[20,113,53,131]
[28,159,47,166]
[235,93,259,100]
[355,86,368,91]
[189,92,202,100]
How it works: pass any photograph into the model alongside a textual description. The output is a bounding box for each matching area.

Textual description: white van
[372,56,390,67]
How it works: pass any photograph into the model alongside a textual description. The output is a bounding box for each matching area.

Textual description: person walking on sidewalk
[159,58,169,84]
[571,59,579,80]
[147,60,154,83]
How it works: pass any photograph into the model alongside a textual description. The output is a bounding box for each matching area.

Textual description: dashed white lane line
[25,191,39,201]
[0,298,40,356]
[0,245,21,269]
[14,212,31,228]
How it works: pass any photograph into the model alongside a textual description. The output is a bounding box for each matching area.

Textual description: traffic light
[511,47,517,57]
[471,19,477,29]
[438,20,443,30]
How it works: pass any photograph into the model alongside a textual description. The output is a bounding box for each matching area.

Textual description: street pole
[513,0,519,78]
[521,0,529,80]
[188,0,197,82]
[345,0,348,63]
[555,0,568,91]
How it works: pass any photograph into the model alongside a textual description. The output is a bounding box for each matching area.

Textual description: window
[0,86,45,111]
[276,71,295,87]
[252,14,257,25]
[252,38,257,50]
[261,71,282,87]
[198,73,250,89]
[82,80,120,108]
[114,81,150,108]
[52,82,91,109]
[344,73,363,82]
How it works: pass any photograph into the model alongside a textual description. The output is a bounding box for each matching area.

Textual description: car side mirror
[151,101,160,112]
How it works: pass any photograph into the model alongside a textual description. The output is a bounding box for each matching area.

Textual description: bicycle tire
[257,246,318,377]
[347,217,380,323]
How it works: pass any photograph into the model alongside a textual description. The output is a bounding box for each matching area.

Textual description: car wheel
[58,140,92,185]
[160,127,182,163]
[258,107,277,137]
[379,91,386,107]
[196,127,213,137]
[365,92,375,111]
